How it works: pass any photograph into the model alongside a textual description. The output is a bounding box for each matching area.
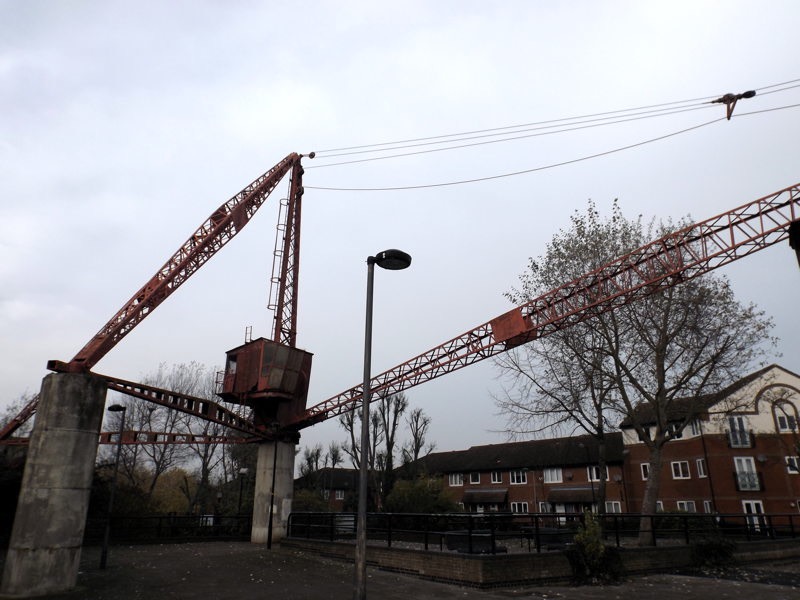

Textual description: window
[640,463,650,480]
[448,473,464,487]
[785,456,800,474]
[510,470,527,485]
[491,471,502,484]
[656,501,664,512]
[539,501,550,513]
[671,461,691,479]
[543,467,563,483]
[696,458,708,478]
[777,413,798,433]
[677,500,697,513]
[510,501,529,513]
[668,422,683,439]
[335,490,345,500]
[605,501,622,513]
[690,419,703,436]
[469,472,480,484]
[728,415,751,448]
[734,457,760,491]
[587,466,609,482]
[703,500,713,514]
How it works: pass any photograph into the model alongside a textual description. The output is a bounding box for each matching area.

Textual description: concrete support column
[1,372,107,598]
[251,439,296,544]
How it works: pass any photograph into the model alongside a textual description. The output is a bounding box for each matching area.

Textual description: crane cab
[217,338,312,430]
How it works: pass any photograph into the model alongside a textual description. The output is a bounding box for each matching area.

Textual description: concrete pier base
[1,372,107,598]
[251,439,296,544]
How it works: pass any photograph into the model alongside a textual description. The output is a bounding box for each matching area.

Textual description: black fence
[287,511,800,554]
[83,514,252,545]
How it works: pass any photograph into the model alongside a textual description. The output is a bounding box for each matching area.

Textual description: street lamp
[354,249,411,600]
[100,403,126,569]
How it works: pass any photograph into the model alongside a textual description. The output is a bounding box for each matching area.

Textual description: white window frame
[671,461,691,479]
[728,415,751,448]
[335,489,345,500]
[696,458,708,478]
[640,463,650,480]
[777,413,798,433]
[587,465,609,482]
[605,501,622,513]
[656,501,664,512]
[469,472,480,484]
[543,467,563,483]
[703,500,713,513]
[491,471,502,484]
[785,456,800,474]
[510,501,529,513]
[734,456,759,491]
[510,470,527,485]
[448,473,464,487]
[539,501,550,513]
[677,500,697,513]
[690,419,703,436]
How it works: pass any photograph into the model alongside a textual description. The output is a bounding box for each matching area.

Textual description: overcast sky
[2,1,798,456]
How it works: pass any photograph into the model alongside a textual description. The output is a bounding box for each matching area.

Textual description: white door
[742,500,765,531]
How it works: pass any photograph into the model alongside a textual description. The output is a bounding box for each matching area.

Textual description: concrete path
[2,541,798,599]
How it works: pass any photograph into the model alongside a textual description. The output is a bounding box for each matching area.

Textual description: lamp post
[100,403,126,569]
[354,249,411,600]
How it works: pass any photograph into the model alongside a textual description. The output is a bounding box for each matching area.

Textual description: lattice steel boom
[48,153,305,374]
[294,183,800,429]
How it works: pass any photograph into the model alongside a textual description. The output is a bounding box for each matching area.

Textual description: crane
[2,176,798,445]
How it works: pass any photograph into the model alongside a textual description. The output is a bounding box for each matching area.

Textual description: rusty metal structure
[1,165,798,446]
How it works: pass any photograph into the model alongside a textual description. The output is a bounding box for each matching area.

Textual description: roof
[411,432,624,475]
[618,364,790,427]
[295,467,358,490]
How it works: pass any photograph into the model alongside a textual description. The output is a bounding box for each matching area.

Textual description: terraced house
[414,365,800,521]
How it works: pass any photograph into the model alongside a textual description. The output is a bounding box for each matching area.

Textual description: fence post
[467,513,473,555]
[683,514,690,545]
[489,514,496,555]
[614,514,620,547]
[387,513,393,548]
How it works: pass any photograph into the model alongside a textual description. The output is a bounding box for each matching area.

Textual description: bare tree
[401,407,435,466]
[496,201,776,543]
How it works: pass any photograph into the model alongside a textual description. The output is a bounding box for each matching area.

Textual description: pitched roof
[412,432,624,475]
[618,364,787,427]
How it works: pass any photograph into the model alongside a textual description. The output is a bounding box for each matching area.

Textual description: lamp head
[108,404,126,412]
[372,249,411,271]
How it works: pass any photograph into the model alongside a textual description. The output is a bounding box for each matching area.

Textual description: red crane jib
[294,183,800,429]
[48,152,303,374]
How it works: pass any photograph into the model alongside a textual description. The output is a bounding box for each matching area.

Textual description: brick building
[411,364,800,518]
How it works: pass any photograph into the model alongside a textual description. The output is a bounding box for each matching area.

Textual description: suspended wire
[313,96,715,155]
[311,77,800,157]
[307,118,724,191]
[310,104,715,163]
[307,104,716,169]
[305,102,800,192]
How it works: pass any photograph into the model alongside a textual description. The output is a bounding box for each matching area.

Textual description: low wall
[281,537,800,588]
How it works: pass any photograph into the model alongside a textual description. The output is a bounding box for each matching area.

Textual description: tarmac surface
[2,541,800,600]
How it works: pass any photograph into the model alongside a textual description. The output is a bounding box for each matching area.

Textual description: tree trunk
[637,443,664,546]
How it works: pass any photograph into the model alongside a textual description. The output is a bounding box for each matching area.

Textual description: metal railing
[287,511,800,554]
[83,514,252,544]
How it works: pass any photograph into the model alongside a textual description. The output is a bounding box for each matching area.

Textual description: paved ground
[2,542,800,599]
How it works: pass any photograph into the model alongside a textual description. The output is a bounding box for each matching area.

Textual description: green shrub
[564,512,624,584]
